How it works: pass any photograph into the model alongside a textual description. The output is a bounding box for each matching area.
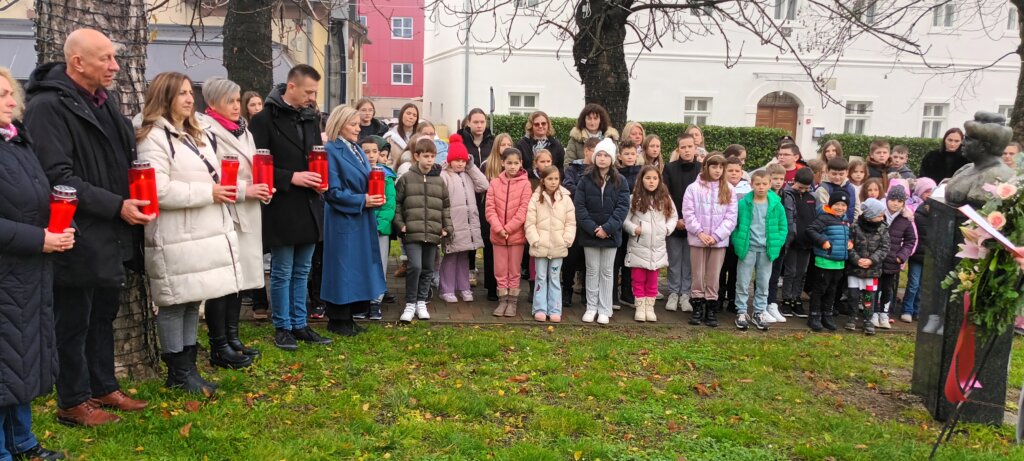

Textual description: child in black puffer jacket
[845,198,890,335]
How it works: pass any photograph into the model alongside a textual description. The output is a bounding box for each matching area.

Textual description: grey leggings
[156,302,200,354]
[404,242,438,303]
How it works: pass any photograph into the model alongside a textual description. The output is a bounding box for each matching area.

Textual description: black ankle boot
[209,336,253,369]
[808,311,823,332]
[225,299,260,357]
[162,352,188,389]
[704,300,719,327]
[688,298,704,325]
[163,350,214,395]
[821,307,837,331]
[184,345,217,390]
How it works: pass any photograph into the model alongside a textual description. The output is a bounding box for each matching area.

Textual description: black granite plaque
[911,199,1014,424]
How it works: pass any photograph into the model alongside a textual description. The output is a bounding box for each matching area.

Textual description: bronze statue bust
[943,111,1015,208]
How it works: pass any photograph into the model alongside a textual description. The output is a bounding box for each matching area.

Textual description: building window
[509,92,538,115]
[1010,6,1019,31]
[856,0,877,24]
[391,63,413,85]
[1000,105,1013,123]
[774,0,797,21]
[392,109,401,118]
[358,16,367,27]
[932,1,955,28]
[361,62,367,84]
[515,0,541,7]
[843,101,872,135]
[689,0,713,16]
[921,103,948,138]
[391,17,413,39]
[683,97,712,126]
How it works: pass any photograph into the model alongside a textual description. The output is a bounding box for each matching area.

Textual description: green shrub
[817,133,939,174]
[490,114,789,167]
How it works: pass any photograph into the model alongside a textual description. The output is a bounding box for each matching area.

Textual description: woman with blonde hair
[0,66,69,460]
[516,110,567,172]
[622,121,646,160]
[137,72,242,394]
[320,106,387,335]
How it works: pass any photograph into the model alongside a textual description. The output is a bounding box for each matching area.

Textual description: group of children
[361,123,931,334]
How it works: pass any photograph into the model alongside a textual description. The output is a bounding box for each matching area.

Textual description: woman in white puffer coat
[525,166,576,323]
[623,165,678,323]
[136,72,241,395]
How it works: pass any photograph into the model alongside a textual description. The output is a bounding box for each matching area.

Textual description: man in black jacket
[662,133,701,313]
[23,28,151,427]
[249,64,332,350]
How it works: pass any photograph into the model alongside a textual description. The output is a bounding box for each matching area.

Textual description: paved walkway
[246,255,917,334]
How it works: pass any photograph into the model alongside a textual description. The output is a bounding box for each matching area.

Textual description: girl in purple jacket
[681,154,737,327]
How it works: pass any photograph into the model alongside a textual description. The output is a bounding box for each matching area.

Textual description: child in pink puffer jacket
[681,154,737,327]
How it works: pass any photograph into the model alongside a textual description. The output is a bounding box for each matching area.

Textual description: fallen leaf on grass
[667,420,682,433]
[179,422,192,438]
[867,382,877,390]
[288,362,302,370]
[729,415,742,425]
[685,361,696,371]
[517,386,529,395]
[497,389,506,396]
[362,403,370,411]
[694,383,713,397]
[574,451,583,461]
[623,433,635,441]
[854,444,867,449]
[437,370,449,379]
[135,446,144,452]
[737,379,754,383]
[42,431,53,440]
[507,374,529,383]
[184,401,201,413]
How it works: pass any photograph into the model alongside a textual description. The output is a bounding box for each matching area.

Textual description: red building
[358,0,424,119]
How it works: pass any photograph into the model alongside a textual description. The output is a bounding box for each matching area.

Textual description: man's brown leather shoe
[90,390,148,412]
[56,401,121,427]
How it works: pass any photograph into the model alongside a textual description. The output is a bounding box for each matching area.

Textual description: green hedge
[490,115,790,167]
[817,133,940,174]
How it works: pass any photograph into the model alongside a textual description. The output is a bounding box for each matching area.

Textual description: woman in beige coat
[525,166,576,322]
[197,77,272,369]
[137,72,241,394]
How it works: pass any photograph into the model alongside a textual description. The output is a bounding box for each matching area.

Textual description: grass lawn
[30,325,1024,460]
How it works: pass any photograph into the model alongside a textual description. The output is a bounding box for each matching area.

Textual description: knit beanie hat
[595,138,617,159]
[913,177,937,198]
[828,190,850,207]
[861,198,886,220]
[446,133,469,163]
[886,184,908,202]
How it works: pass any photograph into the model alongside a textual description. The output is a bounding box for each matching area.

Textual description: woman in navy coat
[320,106,387,336]
[0,67,70,460]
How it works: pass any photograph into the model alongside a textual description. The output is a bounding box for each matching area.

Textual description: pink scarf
[204,108,245,136]
[0,124,17,142]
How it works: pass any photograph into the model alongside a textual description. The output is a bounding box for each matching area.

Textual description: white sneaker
[656,291,665,300]
[400,303,415,322]
[876,313,892,329]
[612,304,621,311]
[416,301,430,320]
[680,294,692,312]
[761,310,777,323]
[869,313,880,328]
[766,303,786,323]
[900,313,913,323]
[582,309,597,323]
[597,314,610,325]
[665,293,679,311]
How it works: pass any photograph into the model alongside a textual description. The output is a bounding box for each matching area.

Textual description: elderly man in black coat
[23,28,151,427]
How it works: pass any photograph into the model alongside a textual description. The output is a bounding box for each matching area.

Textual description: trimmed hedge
[817,133,940,174]
[491,114,790,167]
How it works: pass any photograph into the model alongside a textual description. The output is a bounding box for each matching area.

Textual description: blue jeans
[0,404,37,461]
[736,248,772,315]
[270,244,316,330]
[902,261,923,316]
[533,257,563,316]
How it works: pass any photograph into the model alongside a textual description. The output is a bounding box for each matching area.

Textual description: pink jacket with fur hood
[682,179,737,248]
[486,168,532,246]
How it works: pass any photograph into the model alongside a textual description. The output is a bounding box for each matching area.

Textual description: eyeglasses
[533,121,548,127]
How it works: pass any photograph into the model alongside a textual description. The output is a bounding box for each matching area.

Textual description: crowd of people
[2,26,1021,460]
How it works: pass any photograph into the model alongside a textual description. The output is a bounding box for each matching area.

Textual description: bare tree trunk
[1012,0,1024,142]
[224,0,275,96]
[573,0,632,130]
[33,0,159,380]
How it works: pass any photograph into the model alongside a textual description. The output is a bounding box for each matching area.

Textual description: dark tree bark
[1012,0,1024,143]
[573,0,632,130]
[34,0,148,115]
[224,0,274,96]
[33,0,159,379]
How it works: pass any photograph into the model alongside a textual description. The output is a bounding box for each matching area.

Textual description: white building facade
[422,1,1019,156]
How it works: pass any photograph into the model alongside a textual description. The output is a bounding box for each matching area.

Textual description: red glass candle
[253,149,274,192]
[221,153,240,188]
[309,145,328,191]
[48,185,77,233]
[129,160,159,216]
[369,165,385,197]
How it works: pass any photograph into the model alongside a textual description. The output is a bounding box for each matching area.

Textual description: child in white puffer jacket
[623,165,678,322]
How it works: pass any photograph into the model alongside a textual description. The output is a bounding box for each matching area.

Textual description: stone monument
[943,111,1015,207]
